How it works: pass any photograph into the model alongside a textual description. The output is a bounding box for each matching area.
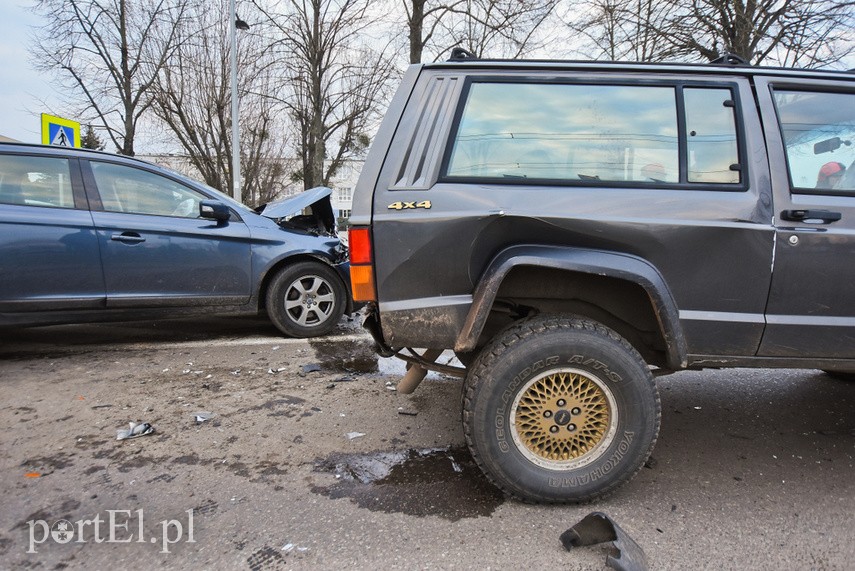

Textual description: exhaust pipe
[396,349,443,394]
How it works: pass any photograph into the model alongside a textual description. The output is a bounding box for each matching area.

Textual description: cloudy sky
[0,1,64,143]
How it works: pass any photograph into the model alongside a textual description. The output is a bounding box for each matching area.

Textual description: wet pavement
[0,316,853,570]
[313,447,504,521]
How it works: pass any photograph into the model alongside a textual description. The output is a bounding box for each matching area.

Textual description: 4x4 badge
[388,200,431,210]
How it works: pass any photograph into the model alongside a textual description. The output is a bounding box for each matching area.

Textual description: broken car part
[560,512,648,571]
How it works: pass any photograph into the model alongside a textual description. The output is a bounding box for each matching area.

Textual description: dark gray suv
[348,56,855,503]
[0,143,354,338]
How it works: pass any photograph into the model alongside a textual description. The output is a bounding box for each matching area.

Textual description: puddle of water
[377,350,465,379]
[310,337,464,380]
[310,338,379,374]
[312,447,504,521]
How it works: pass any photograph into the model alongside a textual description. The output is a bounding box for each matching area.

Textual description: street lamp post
[229,0,249,202]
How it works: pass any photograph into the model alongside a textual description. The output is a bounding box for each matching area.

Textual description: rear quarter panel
[365,68,775,355]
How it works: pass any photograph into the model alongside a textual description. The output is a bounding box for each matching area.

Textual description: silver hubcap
[284,274,335,327]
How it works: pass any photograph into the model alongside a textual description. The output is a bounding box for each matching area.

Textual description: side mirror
[199,200,231,222]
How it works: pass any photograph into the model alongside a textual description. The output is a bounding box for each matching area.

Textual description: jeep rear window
[443,81,742,188]
[772,90,855,196]
[684,88,741,184]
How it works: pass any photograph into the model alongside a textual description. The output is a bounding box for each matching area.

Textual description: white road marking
[126,332,371,351]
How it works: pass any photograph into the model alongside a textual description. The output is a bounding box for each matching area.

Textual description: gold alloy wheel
[510,368,617,470]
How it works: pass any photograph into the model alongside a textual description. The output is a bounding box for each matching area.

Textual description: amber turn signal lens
[350,264,376,302]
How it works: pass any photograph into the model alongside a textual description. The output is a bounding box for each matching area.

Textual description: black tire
[454,350,479,368]
[463,315,660,503]
[823,370,855,382]
[266,261,346,338]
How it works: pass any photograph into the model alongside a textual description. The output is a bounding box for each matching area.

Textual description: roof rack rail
[711,53,749,66]
[448,48,477,62]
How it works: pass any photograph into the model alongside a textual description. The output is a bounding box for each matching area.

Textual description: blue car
[0,143,354,337]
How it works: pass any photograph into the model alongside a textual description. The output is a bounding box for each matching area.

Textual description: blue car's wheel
[266,261,345,338]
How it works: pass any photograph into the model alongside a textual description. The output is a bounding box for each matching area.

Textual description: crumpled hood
[256,186,336,234]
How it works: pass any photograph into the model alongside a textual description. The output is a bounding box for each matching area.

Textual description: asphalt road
[0,316,853,570]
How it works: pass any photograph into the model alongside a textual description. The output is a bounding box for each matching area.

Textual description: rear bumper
[361,304,396,357]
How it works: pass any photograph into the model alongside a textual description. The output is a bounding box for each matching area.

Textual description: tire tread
[462,315,660,504]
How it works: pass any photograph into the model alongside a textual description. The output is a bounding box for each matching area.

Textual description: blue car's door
[84,160,253,308]
[0,154,105,313]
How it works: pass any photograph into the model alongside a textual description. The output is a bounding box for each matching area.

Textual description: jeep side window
[772,90,855,195]
[445,82,680,184]
[444,81,744,189]
[683,88,741,184]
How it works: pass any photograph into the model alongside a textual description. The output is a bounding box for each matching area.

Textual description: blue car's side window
[0,155,75,208]
[90,161,205,218]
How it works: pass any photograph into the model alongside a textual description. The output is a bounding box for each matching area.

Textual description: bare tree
[255,0,396,190]
[405,0,463,63]
[439,0,559,58]
[150,0,287,205]
[667,0,855,67]
[566,0,676,61]
[773,1,855,67]
[566,0,854,67]
[700,0,855,67]
[403,0,558,63]
[31,0,187,155]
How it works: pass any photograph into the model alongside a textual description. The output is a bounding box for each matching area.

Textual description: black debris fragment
[560,512,648,571]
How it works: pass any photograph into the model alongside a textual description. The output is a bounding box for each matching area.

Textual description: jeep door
[83,160,253,308]
[755,78,855,358]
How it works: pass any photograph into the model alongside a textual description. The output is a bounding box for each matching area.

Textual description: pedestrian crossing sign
[41,114,81,148]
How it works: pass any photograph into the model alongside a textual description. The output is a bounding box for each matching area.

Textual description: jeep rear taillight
[348,227,376,302]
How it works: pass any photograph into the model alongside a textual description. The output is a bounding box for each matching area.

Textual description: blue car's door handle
[110,232,146,244]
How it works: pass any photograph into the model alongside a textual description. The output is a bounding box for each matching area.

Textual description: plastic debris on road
[116,422,155,441]
[193,411,215,423]
[346,432,366,440]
